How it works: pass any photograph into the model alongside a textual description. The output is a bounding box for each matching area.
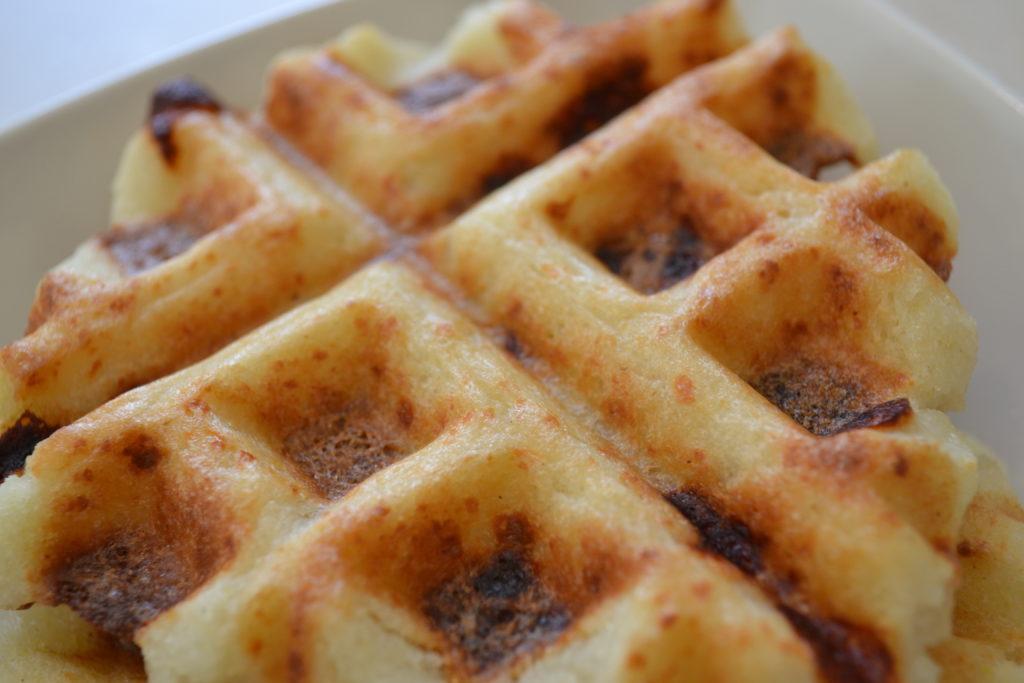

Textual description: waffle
[1,1,1021,681]
[0,0,746,447]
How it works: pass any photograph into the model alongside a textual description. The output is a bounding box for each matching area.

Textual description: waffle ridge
[0,1,1021,681]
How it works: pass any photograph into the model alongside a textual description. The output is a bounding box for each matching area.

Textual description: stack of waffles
[1,1,1020,681]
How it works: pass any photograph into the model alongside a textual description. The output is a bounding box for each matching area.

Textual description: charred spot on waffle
[121,433,163,471]
[148,77,222,164]
[551,57,650,148]
[0,411,58,482]
[665,490,892,683]
[99,219,208,276]
[751,358,905,437]
[422,519,570,675]
[664,489,763,576]
[395,69,483,113]
[780,605,893,683]
[48,527,231,642]
[151,78,222,117]
[595,217,710,294]
[829,398,912,435]
[280,402,411,500]
[424,550,570,674]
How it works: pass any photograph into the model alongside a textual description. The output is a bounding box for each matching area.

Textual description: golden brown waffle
[0,99,383,443]
[265,0,747,231]
[0,0,746,454]
[1,1,1021,681]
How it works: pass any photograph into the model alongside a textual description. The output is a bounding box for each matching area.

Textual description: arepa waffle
[0,1,1021,682]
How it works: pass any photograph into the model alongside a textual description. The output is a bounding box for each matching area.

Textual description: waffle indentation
[424,548,571,673]
[38,430,236,641]
[99,219,207,276]
[551,58,649,148]
[539,145,734,295]
[0,411,58,482]
[751,358,907,437]
[396,70,483,113]
[480,156,536,196]
[767,130,856,180]
[595,218,709,294]
[281,405,408,500]
[50,530,208,641]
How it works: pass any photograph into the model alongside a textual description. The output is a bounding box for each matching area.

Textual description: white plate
[1,0,1021,490]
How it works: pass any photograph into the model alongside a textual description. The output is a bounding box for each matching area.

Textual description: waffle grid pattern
[0,1,1021,682]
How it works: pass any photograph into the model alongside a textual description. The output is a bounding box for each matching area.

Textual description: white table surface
[1,0,1021,132]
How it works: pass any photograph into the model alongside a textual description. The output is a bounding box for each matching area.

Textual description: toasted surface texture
[0,1,1020,681]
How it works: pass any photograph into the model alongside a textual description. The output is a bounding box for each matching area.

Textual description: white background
[0,0,1022,132]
